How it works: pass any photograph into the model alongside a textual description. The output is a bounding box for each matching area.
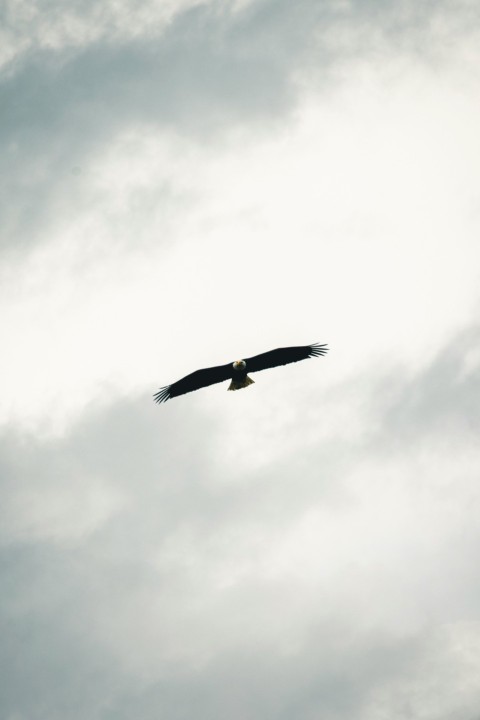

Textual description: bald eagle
[153,342,328,403]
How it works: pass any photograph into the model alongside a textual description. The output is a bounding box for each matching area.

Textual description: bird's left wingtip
[310,343,328,357]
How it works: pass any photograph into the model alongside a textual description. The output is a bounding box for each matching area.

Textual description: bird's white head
[232,360,246,371]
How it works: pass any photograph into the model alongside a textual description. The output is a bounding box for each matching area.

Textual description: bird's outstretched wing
[244,343,328,373]
[154,363,233,403]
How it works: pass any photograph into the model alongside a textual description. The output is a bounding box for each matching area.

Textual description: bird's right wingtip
[153,386,171,403]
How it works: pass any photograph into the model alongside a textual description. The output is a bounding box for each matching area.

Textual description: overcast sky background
[1,0,480,718]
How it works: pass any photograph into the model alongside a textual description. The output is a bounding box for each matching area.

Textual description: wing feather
[153,363,232,403]
[244,343,328,374]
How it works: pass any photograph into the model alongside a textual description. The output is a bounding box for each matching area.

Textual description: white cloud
[2,2,480,718]
[2,39,480,433]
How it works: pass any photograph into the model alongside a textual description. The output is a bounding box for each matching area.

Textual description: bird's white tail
[228,376,255,391]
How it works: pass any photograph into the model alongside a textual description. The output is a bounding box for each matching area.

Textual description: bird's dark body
[153,342,328,403]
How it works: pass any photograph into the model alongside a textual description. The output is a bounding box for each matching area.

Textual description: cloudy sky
[2,0,480,717]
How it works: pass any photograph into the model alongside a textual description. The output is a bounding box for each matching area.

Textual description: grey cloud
[0,545,131,720]
[1,1,304,256]
[102,629,421,720]
[0,396,216,545]
[373,323,480,447]
[3,0,475,256]
[2,324,480,718]
[2,1,480,711]
[0,398,216,720]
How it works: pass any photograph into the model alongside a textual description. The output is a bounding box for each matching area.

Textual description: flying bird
[153,342,328,403]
